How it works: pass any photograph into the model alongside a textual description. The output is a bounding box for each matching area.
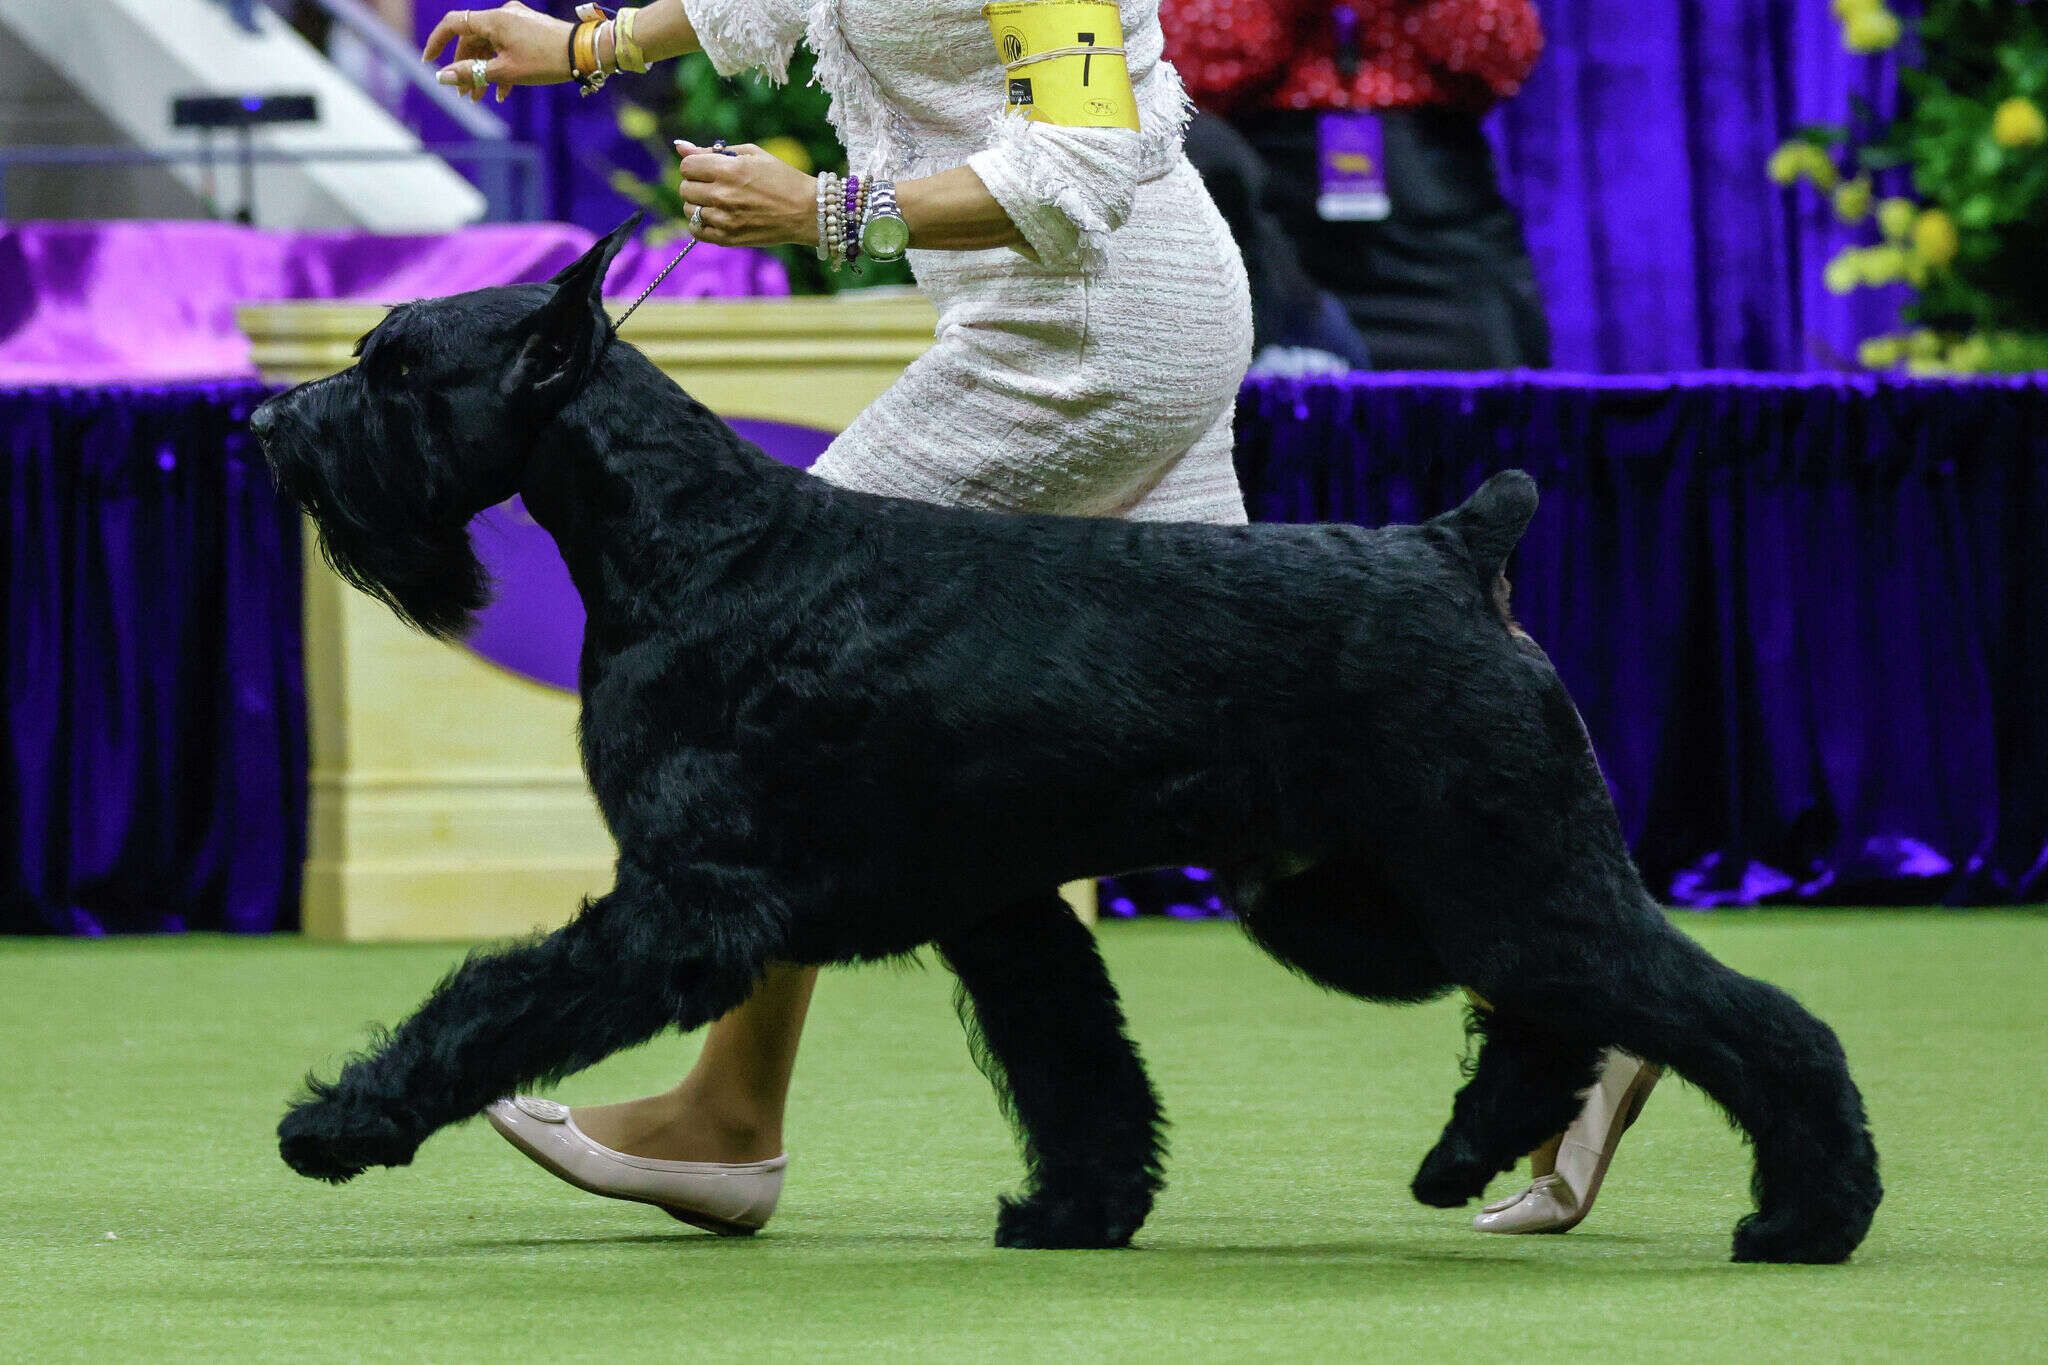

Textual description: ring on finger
[470,58,489,86]
[688,205,705,235]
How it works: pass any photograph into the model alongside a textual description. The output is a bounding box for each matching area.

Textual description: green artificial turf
[4,912,2045,1362]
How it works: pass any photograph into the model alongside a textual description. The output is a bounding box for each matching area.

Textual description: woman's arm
[631,0,705,63]
[676,145,1027,253]
[423,0,701,100]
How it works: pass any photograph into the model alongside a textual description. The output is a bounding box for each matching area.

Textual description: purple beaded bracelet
[842,174,863,263]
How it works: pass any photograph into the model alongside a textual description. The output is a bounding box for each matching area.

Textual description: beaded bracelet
[814,171,840,265]
[842,173,863,264]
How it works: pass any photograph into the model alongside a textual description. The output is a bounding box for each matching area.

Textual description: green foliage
[608,50,914,295]
[1778,0,2048,371]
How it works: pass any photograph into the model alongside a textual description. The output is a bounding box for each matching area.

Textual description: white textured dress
[679,0,1253,522]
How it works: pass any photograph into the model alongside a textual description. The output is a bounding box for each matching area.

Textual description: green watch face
[862,214,910,259]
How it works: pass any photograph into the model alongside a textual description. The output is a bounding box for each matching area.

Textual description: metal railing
[0,142,544,223]
[192,0,539,218]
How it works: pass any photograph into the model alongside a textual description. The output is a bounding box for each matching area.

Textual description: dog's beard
[313,508,491,640]
[268,392,495,641]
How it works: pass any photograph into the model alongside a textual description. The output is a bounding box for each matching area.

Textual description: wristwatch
[860,179,910,262]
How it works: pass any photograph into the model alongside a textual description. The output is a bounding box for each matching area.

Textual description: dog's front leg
[278,866,773,1183]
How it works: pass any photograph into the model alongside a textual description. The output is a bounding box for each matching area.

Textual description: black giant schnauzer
[255,220,1880,1264]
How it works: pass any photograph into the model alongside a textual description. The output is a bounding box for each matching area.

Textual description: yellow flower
[616,104,660,141]
[1767,142,1806,186]
[1833,176,1872,223]
[1857,335,1904,368]
[758,135,814,173]
[1905,357,1950,377]
[1824,249,1864,295]
[1767,142,1837,190]
[1804,147,1840,193]
[607,169,652,202]
[1945,335,1993,373]
[1876,197,1918,242]
[1992,97,2048,149]
[1844,6,1901,53]
[1831,0,1882,16]
[1859,244,1908,284]
[1912,209,1960,269]
[1905,329,1944,360]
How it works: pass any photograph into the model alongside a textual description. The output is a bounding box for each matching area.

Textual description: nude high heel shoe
[487,1096,786,1236]
[1472,1050,1662,1235]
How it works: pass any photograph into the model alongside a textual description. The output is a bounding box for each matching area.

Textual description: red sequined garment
[1160,0,1543,114]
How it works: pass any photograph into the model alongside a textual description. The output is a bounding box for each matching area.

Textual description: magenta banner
[0,221,787,386]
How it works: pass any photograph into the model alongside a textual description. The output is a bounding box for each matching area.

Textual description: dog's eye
[399,364,411,378]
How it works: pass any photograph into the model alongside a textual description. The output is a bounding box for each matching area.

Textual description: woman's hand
[422,2,573,103]
[674,141,819,248]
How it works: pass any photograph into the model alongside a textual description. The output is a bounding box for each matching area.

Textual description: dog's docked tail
[1437,469,1539,588]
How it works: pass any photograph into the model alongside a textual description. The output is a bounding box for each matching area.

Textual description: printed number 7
[1078,31,1093,85]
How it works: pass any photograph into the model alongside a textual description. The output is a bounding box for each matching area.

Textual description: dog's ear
[502,214,642,404]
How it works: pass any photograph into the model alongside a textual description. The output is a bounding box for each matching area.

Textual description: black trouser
[1219,108,1552,371]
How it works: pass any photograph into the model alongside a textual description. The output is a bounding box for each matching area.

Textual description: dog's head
[250,218,638,638]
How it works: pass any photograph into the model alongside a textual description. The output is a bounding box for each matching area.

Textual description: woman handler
[424,0,1251,1231]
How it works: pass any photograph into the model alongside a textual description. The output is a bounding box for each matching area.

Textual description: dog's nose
[249,397,280,440]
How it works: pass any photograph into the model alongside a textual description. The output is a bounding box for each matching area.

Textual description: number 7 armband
[982,0,1141,131]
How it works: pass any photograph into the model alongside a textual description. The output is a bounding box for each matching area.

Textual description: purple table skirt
[1110,368,2048,916]
[0,220,787,387]
[7,368,2045,932]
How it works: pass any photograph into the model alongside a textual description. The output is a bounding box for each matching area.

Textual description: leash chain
[612,237,700,333]
[611,140,735,335]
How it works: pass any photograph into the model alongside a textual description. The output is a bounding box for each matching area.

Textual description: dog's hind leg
[1407,1007,1601,1208]
[938,891,1166,1249]
[1232,859,1594,1208]
[278,863,775,1183]
[1461,916,1882,1264]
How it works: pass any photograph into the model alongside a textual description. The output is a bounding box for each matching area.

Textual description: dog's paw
[277,1097,421,1184]
[1730,1210,1864,1265]
[1409,1135,1497,1208]
[993,1189,1148,1250]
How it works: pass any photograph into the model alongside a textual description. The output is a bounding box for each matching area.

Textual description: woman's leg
[1464,991,1658,1232]
[569,963,817,1162]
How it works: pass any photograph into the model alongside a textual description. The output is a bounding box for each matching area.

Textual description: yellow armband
[982,0,1140,131]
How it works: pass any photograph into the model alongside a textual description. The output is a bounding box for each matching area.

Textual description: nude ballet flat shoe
[1473,1173,1579,1232]
[1472,1050,1663,1235]
[486,1096,786,1236]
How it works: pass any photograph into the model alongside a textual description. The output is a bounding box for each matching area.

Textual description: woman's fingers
[674,175,726,208]
[674,144,742,182]
[425,3,569,97]
[422,6,491,62]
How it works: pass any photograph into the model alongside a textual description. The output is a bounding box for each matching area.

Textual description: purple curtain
[1109,371,2047,915]
[1,382,303,934]
[1486,0,1910,372]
